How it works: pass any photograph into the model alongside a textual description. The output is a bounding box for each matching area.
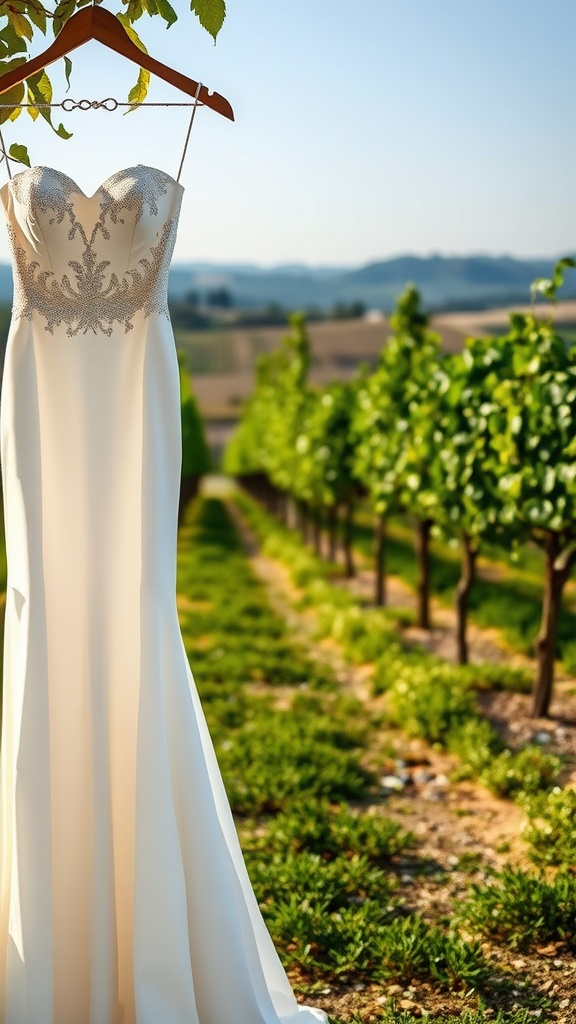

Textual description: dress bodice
[0,164,183,337]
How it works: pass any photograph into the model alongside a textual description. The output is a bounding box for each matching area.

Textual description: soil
[226,499,576,1022]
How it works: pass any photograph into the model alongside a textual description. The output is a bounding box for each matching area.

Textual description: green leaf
[0,80,25,124]
[53,120,73,139]
[116,14,149,52]
[155,0,178,26]
[115,17,150,107]
[7,11,33,40]
[26,1,47,34]
[8,142,30,167]
[190,0,226,40]
[126,65,151,109]
[26,70,73,138]
[0,23,28,55]
[122,0,144,22]
[531,277,554,301]
[52,0,76,36]
[63,55,72,91]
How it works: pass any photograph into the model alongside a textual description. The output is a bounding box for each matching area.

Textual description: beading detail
[6,165,180,337]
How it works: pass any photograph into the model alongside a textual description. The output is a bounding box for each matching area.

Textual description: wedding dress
[0,162,328,1024]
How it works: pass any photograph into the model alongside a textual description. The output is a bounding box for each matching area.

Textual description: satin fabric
[0,165,328,1024]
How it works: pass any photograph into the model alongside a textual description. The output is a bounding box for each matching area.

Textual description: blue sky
[0,0,574,266]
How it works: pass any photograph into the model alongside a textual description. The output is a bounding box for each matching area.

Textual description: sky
[0,0,574,267]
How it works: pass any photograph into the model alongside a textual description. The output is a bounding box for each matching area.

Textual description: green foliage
[178,352,211,478]
[477,745,562,799]
[177,498,372,816]
[459,867,576,950]
[215,702,373,815]
[521,787,576,866]
[388,662,477,744]
[190,0,226,40]
[431,343,510,547]
[294,379,359,509]
[225,313,312,488]
[352,285,441,519]
[247,852,486,987]
[531,256,576,303]
[377,914,487,988]
[331,1012,538,1024]
[243,797,416,863]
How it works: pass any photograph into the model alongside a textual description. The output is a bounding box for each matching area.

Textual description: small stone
[380,775,405,791]
[399,999,419,1012]
[432,773,449,787]
[353,983,365,991]
[413,768,434,784]
[534,731,551,744]
[387,984,403,995]
[512,958,526,969]
[559,999,571,1009]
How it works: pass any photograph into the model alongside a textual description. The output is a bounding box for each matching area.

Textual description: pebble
[533,731,551,744]
[431,773,450,787]
[380,775,405,791]
[413,768,434,784]
[559,999,571,1009]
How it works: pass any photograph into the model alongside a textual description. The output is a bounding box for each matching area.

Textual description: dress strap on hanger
[176,79,202,183]
[0,125,13,181]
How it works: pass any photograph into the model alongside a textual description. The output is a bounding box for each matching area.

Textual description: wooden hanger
[0,4,234,121]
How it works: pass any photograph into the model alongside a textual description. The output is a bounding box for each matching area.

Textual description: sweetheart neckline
[0,164,185,201]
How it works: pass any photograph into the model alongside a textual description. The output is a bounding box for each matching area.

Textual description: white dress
[0,164,328,1024]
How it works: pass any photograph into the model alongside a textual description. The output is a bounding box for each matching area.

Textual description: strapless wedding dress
[0,164,327,1024]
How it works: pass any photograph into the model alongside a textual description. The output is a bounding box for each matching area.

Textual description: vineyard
[0,287,575,1020]
[224,264,576,719]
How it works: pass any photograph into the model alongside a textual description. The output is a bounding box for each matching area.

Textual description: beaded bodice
[0,164,183,337]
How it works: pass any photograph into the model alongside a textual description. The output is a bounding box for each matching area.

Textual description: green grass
[459,867,576,951]
[520,787,576,867]
[176,494,573,1019]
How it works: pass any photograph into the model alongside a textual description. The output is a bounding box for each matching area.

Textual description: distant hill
[167,254,576,312]
[0,254,573,312]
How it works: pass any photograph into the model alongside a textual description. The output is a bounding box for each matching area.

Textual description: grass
[176,493,574,1021]
[459,867,576,951]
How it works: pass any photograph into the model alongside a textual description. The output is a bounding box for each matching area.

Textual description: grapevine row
[224,263,576,718]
